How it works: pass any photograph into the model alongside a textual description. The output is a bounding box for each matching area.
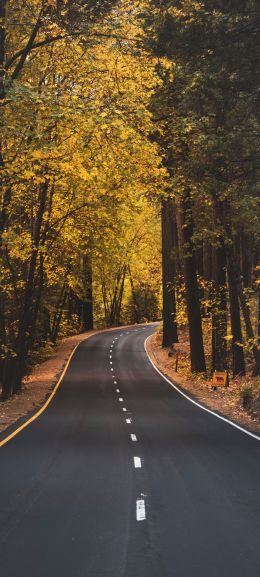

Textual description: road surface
[0,325,259,577]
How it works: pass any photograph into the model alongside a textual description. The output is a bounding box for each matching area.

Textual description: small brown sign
[212,371,228,387]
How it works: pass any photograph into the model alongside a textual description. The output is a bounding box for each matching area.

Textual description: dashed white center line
[134,457,142,468]
[110,362,113,365]
[116,388,120,393]
[114,380,117,385]
[119,397,124,402]
[110,355,112,359]
[122,408,127,412]
[110,368,114,372]
[131,434,137,442]
[136,499,146,522]
[126,418,132,424]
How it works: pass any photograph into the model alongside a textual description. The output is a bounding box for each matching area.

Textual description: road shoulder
[146,333,260,436]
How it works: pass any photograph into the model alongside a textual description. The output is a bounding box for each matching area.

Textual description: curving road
[0,325,260,577]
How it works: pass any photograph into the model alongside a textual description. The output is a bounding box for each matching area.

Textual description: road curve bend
[0,325,259,577]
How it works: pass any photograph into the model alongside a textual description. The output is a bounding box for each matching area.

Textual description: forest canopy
[0,0,259,398]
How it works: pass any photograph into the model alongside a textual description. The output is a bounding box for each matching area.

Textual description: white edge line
[144,335,260,443]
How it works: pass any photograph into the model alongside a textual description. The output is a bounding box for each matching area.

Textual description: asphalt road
[0,325,259,577]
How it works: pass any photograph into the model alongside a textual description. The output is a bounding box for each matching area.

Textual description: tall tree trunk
[109,267,125,326]
[175,204,184,274]
[224,203,246,376]
[202,240,212,318]
[203,241,212,283]
[82,253,94,331]
[181,189,206,373]
[226,253,246,376]
[0,1,11,241]
[51,287,67,344]
[173,206,182,277]
[238,283,260,376]
[115,266,126,325]
[241,231,253,288]
[13,179,48,392]
[0,291,12,399]
[211,243,227,371]
[128,266,140,323]
[161,197,178,347]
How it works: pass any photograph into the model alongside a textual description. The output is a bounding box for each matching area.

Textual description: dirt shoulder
[147,332,260,436]
[0,330,103,435]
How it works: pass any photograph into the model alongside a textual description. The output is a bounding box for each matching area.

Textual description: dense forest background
[0,0,259,398]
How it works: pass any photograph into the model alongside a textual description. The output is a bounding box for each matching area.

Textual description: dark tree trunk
[0,0,8,249]
[129,266,140,324]
[29,253,45,348]
[173,205,182,277]
[175,204,184,274]
[13,180,48,392]
[224,204,246,377]
[0,291,12,400]
[161,198,178,347]
[226,250,246,376]
[82,254,94,331]
[196,242,206,316]
[42,307,51,341]
[115,267,126,326]
[109,266,126,327]
[181,189,206,373]
[201,240,212,318]
[203,241,212,282]
[211,243,227,371]
[51,288,67,344]
[239,283,260,376]
[241,232,253,288]
[0,1,11,241]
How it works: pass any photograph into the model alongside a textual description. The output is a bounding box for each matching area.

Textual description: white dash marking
[110,355,112,359]
[110,361,113,365]
[122,408,127,412]
[126,418,132,424]
[114,381,117,385]
[116,389,120,393]
[131,434,137,442]
[136,499,146,522]
[119,397,124,402]
[110,368,114,372]
[134,457,142,468]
